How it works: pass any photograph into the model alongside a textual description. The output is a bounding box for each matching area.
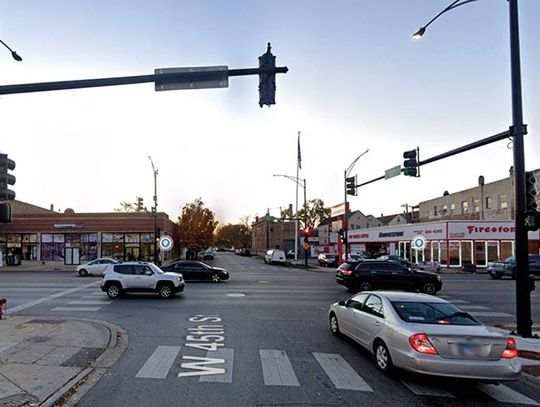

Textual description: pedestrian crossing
[440,294,516,319]
[132,346,539,405]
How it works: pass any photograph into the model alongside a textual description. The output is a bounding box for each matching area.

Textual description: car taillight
[409,333,438,355]
[501,337,518,359]
[341,269,352,276]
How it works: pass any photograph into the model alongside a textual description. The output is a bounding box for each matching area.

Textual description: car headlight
[437,275,441,281]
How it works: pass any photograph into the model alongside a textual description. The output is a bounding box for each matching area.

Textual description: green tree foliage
[114,202,137,212]
[214,224,252,249]
[296,199,331,229]
[177,198,218,255]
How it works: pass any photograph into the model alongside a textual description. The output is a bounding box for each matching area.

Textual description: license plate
[457,342,482,357]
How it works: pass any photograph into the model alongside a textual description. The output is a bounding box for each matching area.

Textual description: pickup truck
[487,255,540,279]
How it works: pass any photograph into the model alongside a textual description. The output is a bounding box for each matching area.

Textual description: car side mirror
[338,300,346,306]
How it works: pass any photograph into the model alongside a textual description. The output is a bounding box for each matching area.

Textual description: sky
[1,0,539,225]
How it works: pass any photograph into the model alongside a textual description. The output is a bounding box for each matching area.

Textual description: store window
[439,241,447,265]
[501,241,513,260]
[449,241,461,266]
[475,242,487,267]
[499,194,508,210]
[80,233,98,261]
[140,233,155,261]
[487,241,499,263]
[41,234,65,261]
[461,241,473,265]
[101,233,125,260]
[21,234,38,260]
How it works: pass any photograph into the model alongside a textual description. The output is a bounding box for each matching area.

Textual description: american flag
[297,132,302,169]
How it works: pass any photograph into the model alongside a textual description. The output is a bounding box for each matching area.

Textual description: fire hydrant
[0,298,6,320]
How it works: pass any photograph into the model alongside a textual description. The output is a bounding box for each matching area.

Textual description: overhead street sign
[385,165,401,180]
[159,235,174,251]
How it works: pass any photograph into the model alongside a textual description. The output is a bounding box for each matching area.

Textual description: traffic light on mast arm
[0,153,16,201]
[258,43,277,107]
[524,171,540,231]
[303,227,311,243]
[403,148,420,177]
[346,175,357,196]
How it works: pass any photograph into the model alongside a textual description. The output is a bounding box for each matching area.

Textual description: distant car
[286,250,297,258]
[487,254,540,279]
[264,249,286,265]
[100,262,185,299]
[75,258,119,277]
[329,291,521,380]
[203,250,215,260]
[318,253,337,267]
[336,260,442,294]
[161,260,229,282]
[376,255,411,267]
[237,248,252,256]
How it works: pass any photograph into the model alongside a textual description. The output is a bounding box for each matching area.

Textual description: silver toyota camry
[329,291,522,381]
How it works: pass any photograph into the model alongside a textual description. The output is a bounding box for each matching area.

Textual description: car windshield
[150,264,164,274]
[391,301,480,326]
[504,256,515,263]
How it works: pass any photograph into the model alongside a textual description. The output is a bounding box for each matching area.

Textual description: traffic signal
[0,153,16,201]
[346,176,357,196]
[258,43,276,107]
[136,197,144,212]
[303,227,311,243]
[525,172,537,211]
[0,202,11,223]
[403,148,419,177]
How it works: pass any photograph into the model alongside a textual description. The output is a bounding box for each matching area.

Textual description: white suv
[100,262,185,299]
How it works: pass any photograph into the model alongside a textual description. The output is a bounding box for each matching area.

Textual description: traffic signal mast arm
[356,128,514,189]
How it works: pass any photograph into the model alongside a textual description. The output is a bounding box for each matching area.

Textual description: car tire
[211,273,221,283]
[329,312,341,336]
[158,283,174,299]
[490,272,502,280]
[106,283,122,299]
[421,282,437,295]
[79,269,88,277]
[374,340,394,375]
[358,281,373,292]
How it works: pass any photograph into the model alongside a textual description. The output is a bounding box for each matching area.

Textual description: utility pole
[149,156,159,265]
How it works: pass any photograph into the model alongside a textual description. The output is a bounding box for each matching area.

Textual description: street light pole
[148,156,159,265]
[344,149,369,262]
[413,0,532,337]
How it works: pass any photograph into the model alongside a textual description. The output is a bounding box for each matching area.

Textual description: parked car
[286,249,297,258]
[487,255,540,279]
[202,249,215,260]
[161,260,229,282]
[237,248,252,256]
[318,253,337,267]
[100,262,185,299]
[376,254,411,267]
[336,260,442,294]
[264,249,286,265]
[75,257,118,277]
[328,291,521,380]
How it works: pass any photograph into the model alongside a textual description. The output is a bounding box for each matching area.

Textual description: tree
[114,202,137,212]
[296,199,331,229]
[177,198,217,258]
[214,224,252,249]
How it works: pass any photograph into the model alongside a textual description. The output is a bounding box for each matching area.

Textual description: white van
[264,249,286,265]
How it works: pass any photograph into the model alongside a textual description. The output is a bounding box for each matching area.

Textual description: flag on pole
[297,132,302,169]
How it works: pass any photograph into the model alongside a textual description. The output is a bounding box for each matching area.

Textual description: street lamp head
[11,51,22,61]
[412,27,426,39]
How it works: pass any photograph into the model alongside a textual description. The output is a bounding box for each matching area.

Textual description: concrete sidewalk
[0,316,127,407]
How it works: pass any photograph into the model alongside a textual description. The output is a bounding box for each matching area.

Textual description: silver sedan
[328,291,522,381]
[75,258,118,277]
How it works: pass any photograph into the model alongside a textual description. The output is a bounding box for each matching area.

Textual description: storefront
[347,220,540,268]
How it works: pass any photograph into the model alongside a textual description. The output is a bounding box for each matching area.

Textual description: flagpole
[295,131,300,262]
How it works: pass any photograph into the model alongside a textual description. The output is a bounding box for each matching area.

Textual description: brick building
[251,214,297,254]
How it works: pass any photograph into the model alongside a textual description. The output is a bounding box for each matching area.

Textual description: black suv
[336,260,442,295]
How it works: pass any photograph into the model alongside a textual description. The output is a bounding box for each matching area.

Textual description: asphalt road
[2,253,540,406]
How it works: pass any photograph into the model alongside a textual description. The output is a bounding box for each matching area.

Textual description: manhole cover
[226,293,246,297]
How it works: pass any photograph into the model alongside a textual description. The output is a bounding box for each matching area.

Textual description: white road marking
[458,305,489,310]
[51,307,101,312]
[136,346,181,379]
[313,352,373,392]
[401,379,455,397]
[260,350,300,386]
[199,348,234,383]
[477,383,539,405]
[6,281,100,314]
[67,300,111,305]
[468,311,514,317]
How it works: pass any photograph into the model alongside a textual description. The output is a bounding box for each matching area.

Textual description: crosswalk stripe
[199,348,234,383]
[313,353,373,392]
[68,300,111,305]
[400,380,454,397]
[136,346,181,379]
[477,383,539,405]
[51,307,101,311]
[260,350,300,386]
[458,305,489,310]
[468,311,514,317]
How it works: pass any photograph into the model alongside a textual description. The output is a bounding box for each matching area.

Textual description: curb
[37,317,128,407]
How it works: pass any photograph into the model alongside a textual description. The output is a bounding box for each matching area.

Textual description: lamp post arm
[417,0,479,35]
[273,174,305,189]
[346,148,369,177]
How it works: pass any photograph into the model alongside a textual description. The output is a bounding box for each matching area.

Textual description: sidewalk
[0,316,127,407]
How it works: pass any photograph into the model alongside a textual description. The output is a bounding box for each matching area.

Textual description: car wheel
[329,313,340,336]
[421,282,437,295]
[374,340,394,375]
[358,281,373,292]
[79,269,88,277]
[211,273,221,283]
[158,283,174,299]
[106,283,122,299]
[490,272,502,280]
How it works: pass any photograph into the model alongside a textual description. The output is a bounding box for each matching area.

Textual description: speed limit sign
[159,235,174,251]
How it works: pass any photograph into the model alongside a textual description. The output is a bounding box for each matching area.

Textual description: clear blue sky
[1,1,539,224]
